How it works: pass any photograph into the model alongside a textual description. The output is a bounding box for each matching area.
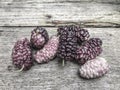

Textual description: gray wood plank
[0,27,120,90]
[0,0,120,4]
[0,0,120,27]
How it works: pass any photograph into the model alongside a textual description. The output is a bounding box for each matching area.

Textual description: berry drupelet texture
[75,38,103,64]
[76,28,90,44]
[34,35,59,63]
[12,38,33,71]
[57,25,90,44]
[57,25,90,61]
[30,27,49,49]
[79,57,109,79]
[57,25,78,61]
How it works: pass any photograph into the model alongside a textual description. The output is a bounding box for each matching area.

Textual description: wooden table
[0,0,120,90]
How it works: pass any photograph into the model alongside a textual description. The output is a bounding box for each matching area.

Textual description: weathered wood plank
[0,27,120,90]
[0,0,120,4]
[0,1,120,27]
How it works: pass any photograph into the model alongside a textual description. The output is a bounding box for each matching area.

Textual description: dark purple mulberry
[57,25,90,44]
[76,28,90,44]
[12,38,33,71]
[57,25,78,61]
[30,27,49,49]
[75,38,102,65]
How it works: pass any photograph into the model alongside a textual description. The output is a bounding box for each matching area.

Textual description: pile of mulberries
[30,27,49,49]
[11,25,109,79]
[11,27,59,71]
[57,25,109,79]
[12,38,33,71]
[75,38,103,65]
[57,25,89,61]
[34,35,59,63]
[79,57,109,79]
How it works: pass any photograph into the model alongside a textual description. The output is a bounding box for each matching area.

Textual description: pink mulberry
[79,57,109,79]
[34,35,59,63]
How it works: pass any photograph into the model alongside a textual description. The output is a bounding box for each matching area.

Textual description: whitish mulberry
[75,38,102,64]
[30,27,49,49]
[79,57,109,79]
[12,38,33,71]
[34,35,59,63]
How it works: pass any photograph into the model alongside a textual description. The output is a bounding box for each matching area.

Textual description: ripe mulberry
[57,25,78,61]
[76,28,90,44]
[34,35,59,63]
[12,38,33,71]
[30,27,49,49]
[75,38,102,64]
[57,25,90,44]
[79,57,109,79]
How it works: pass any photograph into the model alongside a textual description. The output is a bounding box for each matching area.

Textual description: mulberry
[57,25,78,62]
[57,25,90,66]
[57,25,76,36]
[75,38,102,64]
[30,27,49,49]
[57,25,90,44]
[76,28,90,44]
[34,35,59,63]
[79,57,109,79]
[12,38,33,71]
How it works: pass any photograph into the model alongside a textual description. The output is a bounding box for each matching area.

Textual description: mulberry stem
[16,65,24,72]
[62,59,65,66]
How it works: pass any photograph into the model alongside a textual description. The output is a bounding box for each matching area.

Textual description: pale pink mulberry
[79,57,109,79]
[34,35,59,63]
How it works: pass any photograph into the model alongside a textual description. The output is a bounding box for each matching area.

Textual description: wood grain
[0,0,120,27]
[0,27,120,90]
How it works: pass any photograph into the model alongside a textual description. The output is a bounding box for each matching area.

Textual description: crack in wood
[40,0,120,5]
[46,20,120,28]
[45,15,52,19]
[0,30,4,32]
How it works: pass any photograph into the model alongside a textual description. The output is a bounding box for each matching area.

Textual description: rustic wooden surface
[0,0,120,27]
[0,0,120,90]
[0,27,120,90]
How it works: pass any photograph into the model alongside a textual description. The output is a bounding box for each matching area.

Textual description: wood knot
[45,15,52,19]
